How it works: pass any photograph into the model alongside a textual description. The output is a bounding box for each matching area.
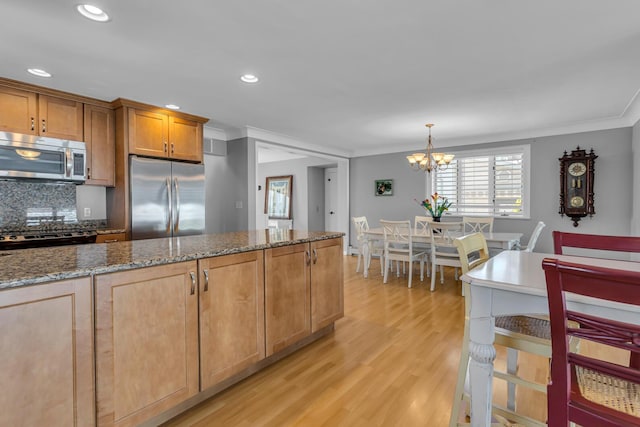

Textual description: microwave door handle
[166,177,172,234]
[65,150,72,178]
[174,177,180,234]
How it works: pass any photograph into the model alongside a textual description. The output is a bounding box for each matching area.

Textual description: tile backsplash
[0,181,105,233]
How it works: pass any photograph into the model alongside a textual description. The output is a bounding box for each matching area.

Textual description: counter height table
[461,250,640,427]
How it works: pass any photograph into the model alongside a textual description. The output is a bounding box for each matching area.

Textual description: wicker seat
[543,258,640,426]
[450,233,549,427]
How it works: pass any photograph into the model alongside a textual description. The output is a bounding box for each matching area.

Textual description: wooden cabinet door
[311,238,344,332]
[38,94,84,140]
[0,86,38,134]
[169,116,202,162]
[84,104,115,186]
[199,251,265,390]
[95,262,199,427]
[0,277,94,427]
[128,108,169,158]
[264,243,311,356]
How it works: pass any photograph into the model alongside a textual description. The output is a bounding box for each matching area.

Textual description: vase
[432,216,441,222]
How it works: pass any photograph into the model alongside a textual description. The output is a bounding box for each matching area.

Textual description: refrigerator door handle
[174,177,180,233]
[166,177,172,234]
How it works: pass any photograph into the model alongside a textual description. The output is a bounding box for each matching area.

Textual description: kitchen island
[0,230,344,427]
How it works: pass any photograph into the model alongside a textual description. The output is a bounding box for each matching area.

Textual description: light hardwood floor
[163,255,548,427]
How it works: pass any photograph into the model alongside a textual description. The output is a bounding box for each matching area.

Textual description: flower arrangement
[415,193,452,219]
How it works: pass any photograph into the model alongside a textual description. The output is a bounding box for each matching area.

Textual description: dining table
[360,225,522,278]
[461,250,640,427]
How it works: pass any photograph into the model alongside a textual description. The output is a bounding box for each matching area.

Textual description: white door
[324,168,338,232]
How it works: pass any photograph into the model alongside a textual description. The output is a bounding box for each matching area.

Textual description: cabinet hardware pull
[164,141,168,153]
[189,272,196,295]
[30,117,35,131]
[312,248,318,264]
[166,178,172,233]
[305,250,311,266]
[203,269,209,292]
[87,167,91,180]
[171,143,175,154]
[41,119,46,133]
[103,239,118,243]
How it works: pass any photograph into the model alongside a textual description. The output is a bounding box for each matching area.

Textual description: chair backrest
[553,231,640,256]
[380,220,412,253]
[414,216,433,236]
[542,258,640,426]
[428,221,464,250]
[463,216,494,233]
[522,221,546,252]
[454,233,490,274]
[352,216,369,240]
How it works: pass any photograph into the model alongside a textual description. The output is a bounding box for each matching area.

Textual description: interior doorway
[325,168,338,232]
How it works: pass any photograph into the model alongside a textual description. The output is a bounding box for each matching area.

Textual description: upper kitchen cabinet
[84,104,115,186]
[114,99,207,163]
[38,94,84,141]
[0,86,37,134]
[0,85,83,141]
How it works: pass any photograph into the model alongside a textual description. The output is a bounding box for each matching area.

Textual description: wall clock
[558,147,597,227]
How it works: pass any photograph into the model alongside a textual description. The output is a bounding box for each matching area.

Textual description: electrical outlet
[84,207,91,218]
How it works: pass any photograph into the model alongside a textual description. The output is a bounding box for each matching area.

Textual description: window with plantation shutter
[431,145,530,218]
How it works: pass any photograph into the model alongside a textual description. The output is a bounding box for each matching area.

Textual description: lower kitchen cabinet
[0,277,94,427]
[95,262,199,427]
[198,251,265,389]
[264,242,311,356]
[311,238,344,332]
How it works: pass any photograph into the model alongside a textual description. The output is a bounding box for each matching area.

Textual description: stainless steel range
[0,230,97,250]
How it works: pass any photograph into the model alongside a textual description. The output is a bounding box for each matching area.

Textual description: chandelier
[406,124,455,173]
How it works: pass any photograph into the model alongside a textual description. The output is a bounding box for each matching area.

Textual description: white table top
[463,250,640,313]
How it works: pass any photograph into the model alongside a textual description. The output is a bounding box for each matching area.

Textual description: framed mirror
[264,175,293,219]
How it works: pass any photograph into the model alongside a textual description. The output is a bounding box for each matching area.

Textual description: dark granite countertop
[0,230,344,290]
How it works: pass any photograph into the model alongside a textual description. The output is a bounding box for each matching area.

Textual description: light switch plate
[84,207,91,217]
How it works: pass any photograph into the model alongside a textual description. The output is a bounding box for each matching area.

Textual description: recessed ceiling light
[240,74,259,83]
[27,68,52,78]
[165,104,180,110]
[76,4,110,22]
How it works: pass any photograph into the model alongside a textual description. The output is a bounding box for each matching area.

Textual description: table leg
[468,286,496,427]
[362,237,370,278]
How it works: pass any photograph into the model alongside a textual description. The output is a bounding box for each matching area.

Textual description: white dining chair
[519,221,545,252]
[428,221,464,292]
[414,216,433,277]
[462,216,494,233]
[352,216,384,275]
[380,220,427,288]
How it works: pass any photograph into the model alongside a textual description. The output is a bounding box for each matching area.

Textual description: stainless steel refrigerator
[130,155,205,240]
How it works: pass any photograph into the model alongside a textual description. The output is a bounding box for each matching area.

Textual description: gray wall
[350,127,633,253]
[258,156,335,230]
[633,119,640,238]
[205,138,249,233]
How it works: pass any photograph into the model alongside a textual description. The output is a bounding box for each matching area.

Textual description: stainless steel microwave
[0,131,86,183]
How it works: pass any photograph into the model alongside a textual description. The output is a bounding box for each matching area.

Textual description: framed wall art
[375,179,393,196]
[265,175,293,219]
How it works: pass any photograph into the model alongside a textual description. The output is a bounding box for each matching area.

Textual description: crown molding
[203,126,227,141]
[225,126,351,158]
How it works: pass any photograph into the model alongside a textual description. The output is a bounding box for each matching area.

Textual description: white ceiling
[2,1,640,158]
